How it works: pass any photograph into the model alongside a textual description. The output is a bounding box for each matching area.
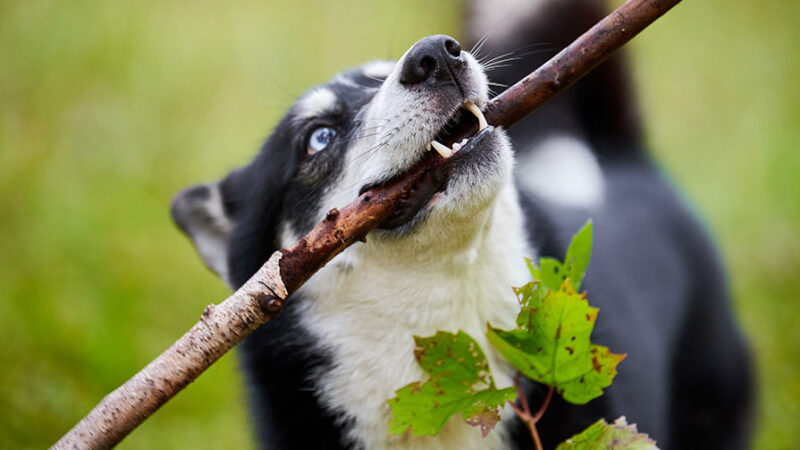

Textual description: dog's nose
[400,35,463,85]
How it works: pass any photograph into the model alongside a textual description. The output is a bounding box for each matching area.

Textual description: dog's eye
[307,126,337,155]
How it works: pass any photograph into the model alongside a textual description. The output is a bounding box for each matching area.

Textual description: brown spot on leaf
[592,355,602,373]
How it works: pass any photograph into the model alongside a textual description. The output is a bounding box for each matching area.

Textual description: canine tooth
[425,141,431,151]
[430,140,452,158]
[452,142,462,152]
[465,102,488,131]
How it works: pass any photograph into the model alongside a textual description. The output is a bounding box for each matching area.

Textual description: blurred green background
[1,0,797,448]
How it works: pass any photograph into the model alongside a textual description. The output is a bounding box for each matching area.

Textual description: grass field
[1,0,797,448]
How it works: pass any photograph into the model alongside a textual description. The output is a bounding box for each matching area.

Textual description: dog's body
[171,1,752,448]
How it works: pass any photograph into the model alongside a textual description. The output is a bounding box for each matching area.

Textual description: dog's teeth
[425,142,431,151]
[465,102,488,131]
[460,138,469,146]
[452,142,462,152]
[430,140,452,158]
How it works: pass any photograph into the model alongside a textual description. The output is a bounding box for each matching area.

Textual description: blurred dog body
[171,0,752,448]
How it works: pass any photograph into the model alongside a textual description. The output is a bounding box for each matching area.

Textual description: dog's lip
[446,126,493,164]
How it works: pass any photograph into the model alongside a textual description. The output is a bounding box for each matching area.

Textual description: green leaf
[514,281,547,329]
[538,257,566,291]
[488,281,625,404]
[526,221,593,292]
[387,331,517,438]
[564,220,593,290]
[556,416,659,449]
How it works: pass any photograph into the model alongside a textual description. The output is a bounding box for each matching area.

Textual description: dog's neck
[289,181,534,449]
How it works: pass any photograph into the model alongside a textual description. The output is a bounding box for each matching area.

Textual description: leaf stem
[516,372,533,416]
[510,373,551,450]
[532,386,554,423]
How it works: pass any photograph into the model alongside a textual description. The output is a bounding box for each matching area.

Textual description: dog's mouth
[427,101,489,159]
[360,100,489,230]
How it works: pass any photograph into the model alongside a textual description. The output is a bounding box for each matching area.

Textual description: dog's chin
[374,126,513,237]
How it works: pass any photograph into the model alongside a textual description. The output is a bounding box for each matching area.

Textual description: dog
[170,0,752,448]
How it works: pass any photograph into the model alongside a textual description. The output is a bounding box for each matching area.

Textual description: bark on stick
[52,0,682,447]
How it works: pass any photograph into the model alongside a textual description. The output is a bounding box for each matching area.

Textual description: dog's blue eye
[307,126,337,155]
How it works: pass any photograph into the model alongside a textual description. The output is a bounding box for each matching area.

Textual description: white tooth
[452,142,462,152]
[465,102,488,131]
[460,138,469,146]
[425,141,431,151]
[430,140,452,158]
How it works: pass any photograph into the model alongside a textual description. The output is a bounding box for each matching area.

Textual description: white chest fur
[293,185,533,449]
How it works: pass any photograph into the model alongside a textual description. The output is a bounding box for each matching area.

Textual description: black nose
[400,35,463,85]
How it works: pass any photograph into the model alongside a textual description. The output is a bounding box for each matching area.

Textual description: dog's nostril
[444,39,461,57]
[401,54,436,85]
[400,35,463,86]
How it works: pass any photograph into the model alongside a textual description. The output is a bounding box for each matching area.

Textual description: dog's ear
[171,169,245,285]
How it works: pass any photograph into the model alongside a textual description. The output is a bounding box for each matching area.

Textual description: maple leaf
[387,331,516,438]
[487,281,625,404]
[556,416,659,449]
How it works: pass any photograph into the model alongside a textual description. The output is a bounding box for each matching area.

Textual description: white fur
[517,135,605,208]
[297,87,338,119]
[333,73,363,88]
[289,182,533,449]
[362,60,396,79]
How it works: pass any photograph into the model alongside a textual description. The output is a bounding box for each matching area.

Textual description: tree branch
[52,0,682,448]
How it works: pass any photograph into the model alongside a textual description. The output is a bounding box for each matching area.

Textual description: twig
[532,385,555,424]
[509,373,556,450]
[52,0,682,448]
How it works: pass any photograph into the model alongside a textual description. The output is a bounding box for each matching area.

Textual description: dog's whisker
[482,64,512,72]
[479,51,516,66]
[470,30,493,59]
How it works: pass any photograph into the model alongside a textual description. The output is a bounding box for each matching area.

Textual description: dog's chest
[295,213,531,449]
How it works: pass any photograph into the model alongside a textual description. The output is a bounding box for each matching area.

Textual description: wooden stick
[486,0,682,130]
[52,0,682,447]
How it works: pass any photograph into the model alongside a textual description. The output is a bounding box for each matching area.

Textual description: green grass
[0,0,797,448]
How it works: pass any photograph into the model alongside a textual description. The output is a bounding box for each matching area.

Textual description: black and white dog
[171,1,752,448]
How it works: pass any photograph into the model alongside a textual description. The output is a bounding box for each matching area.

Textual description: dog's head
[172,35,514,288]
